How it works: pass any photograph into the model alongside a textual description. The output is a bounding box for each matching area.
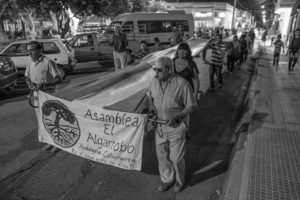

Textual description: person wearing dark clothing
[173,42,200,99]
[227,35,241,74]
[111,24,128,70]
[239,34,248,64]
[288,29,300,72]
[262,30,267,46]
[273,34,285,66]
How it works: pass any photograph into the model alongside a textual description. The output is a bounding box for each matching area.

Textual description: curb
[220,51,261,200]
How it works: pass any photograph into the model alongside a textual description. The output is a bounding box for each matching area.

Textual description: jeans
[210,64,223,88]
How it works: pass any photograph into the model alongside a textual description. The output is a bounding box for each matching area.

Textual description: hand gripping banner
[37,91,147,171]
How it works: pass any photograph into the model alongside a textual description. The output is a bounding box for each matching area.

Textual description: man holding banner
[147,56,197,193]
[25,41,62,153]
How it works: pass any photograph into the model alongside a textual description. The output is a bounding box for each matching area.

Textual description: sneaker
[51,147,59,153]
[218,84,222,89]
[173,182,184,193]
[42,144,52,151]
[158,181,174,192]
[208,87,215,92]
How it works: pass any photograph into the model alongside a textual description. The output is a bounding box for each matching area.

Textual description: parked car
[0,55,18,90]
[0,38,76,78]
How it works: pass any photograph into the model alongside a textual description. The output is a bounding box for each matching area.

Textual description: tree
[42,101,80,148]
[0,0,10,43]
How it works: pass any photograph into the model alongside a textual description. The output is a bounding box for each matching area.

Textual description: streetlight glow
[261,5,265,9]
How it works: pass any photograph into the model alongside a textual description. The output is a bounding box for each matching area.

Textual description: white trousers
[155,122,187,186]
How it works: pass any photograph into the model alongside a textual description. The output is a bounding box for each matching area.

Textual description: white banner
[37,91,147,171]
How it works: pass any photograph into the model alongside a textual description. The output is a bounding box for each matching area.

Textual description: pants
[227,55,235,72]
[209,64,223,88]
[155,122,187,186]
[288,50,299,71]
[240,50,248,63]
[273,52,280,65]
[113,51,126,71]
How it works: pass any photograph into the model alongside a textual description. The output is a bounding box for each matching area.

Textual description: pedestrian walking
[170,25,184,46]
[288,29,300,72]
[227,35,241,74]
[239,34,248,64]
[262,30,267,46]
[25,41,62,153]
[111,24,128,71]
[173,42,199,99]
[205,34,226,91]
[152,37,165,52]
[147,56,197,193]
[273,34,285,66]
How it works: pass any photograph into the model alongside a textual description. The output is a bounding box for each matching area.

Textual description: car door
[71,34,99,63]
[1,43,30,71]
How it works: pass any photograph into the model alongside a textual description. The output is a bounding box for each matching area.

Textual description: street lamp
[262,11,266,14]
[261,5,265,9]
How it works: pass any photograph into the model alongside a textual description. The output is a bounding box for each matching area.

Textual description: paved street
[0,51,252,200]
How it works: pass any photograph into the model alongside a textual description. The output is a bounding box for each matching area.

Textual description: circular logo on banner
[42,100,80,148]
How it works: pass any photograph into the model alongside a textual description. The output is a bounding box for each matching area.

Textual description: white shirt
[24,56,60,84]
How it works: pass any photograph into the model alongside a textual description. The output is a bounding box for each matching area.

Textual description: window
[73,35,94,47]
[42,42,60,54]
[4,43,28,56]
[137,20,189,33]
[122,21,134,33]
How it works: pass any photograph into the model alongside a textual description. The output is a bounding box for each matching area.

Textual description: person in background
[25,41,62,153]
[147,56,197,193]
[261,30,267,46]
[152,37,165,52]
[170,25,184,46]
[173,42,199,99]
[134,40,150,60]
[124,49,135,66]
[111,24,128,71]
[288,28,300,72]
[273,34,285,66]
[204,34,226,91]
[239,34,248,64]
[227,35,241,74]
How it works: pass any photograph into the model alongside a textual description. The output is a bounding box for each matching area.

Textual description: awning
[291,0,300,16]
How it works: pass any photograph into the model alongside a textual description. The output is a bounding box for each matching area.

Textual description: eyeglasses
[153,67,162,72]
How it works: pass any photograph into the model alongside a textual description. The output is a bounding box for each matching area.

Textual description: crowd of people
[24,23,300,194]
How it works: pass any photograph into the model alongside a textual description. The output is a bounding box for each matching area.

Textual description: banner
[37,91,147,171]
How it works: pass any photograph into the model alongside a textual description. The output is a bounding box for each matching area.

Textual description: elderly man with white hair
[111,24,128,70]
[147,56,197,193]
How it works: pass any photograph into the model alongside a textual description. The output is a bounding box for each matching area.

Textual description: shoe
[218,84,222,89]
[42,144,52,151]
[173,182,184,193]
[208,87,215,92]
[230,72,233,75]
[158,181,174,192]
[51,147,59,153]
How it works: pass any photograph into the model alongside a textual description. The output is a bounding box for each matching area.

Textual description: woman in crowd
[173,42,200,99]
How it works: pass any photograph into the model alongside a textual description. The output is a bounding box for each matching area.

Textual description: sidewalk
[221,40,300,200]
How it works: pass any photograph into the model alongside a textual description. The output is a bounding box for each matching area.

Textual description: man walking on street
[147,56,197,193]
[25,41,62,153]
[111,24,128,71]
[273,34,285,66]
[288,29,300,72]
[205,34,226,91]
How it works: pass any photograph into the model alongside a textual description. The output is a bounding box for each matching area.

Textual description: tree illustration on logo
[42,100,80,148]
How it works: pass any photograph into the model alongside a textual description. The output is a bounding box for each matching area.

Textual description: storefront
[166,2,246,29]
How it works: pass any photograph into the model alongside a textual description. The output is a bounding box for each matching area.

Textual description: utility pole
[232,0,237,29]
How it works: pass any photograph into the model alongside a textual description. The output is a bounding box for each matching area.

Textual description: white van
[111,11,194,48]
